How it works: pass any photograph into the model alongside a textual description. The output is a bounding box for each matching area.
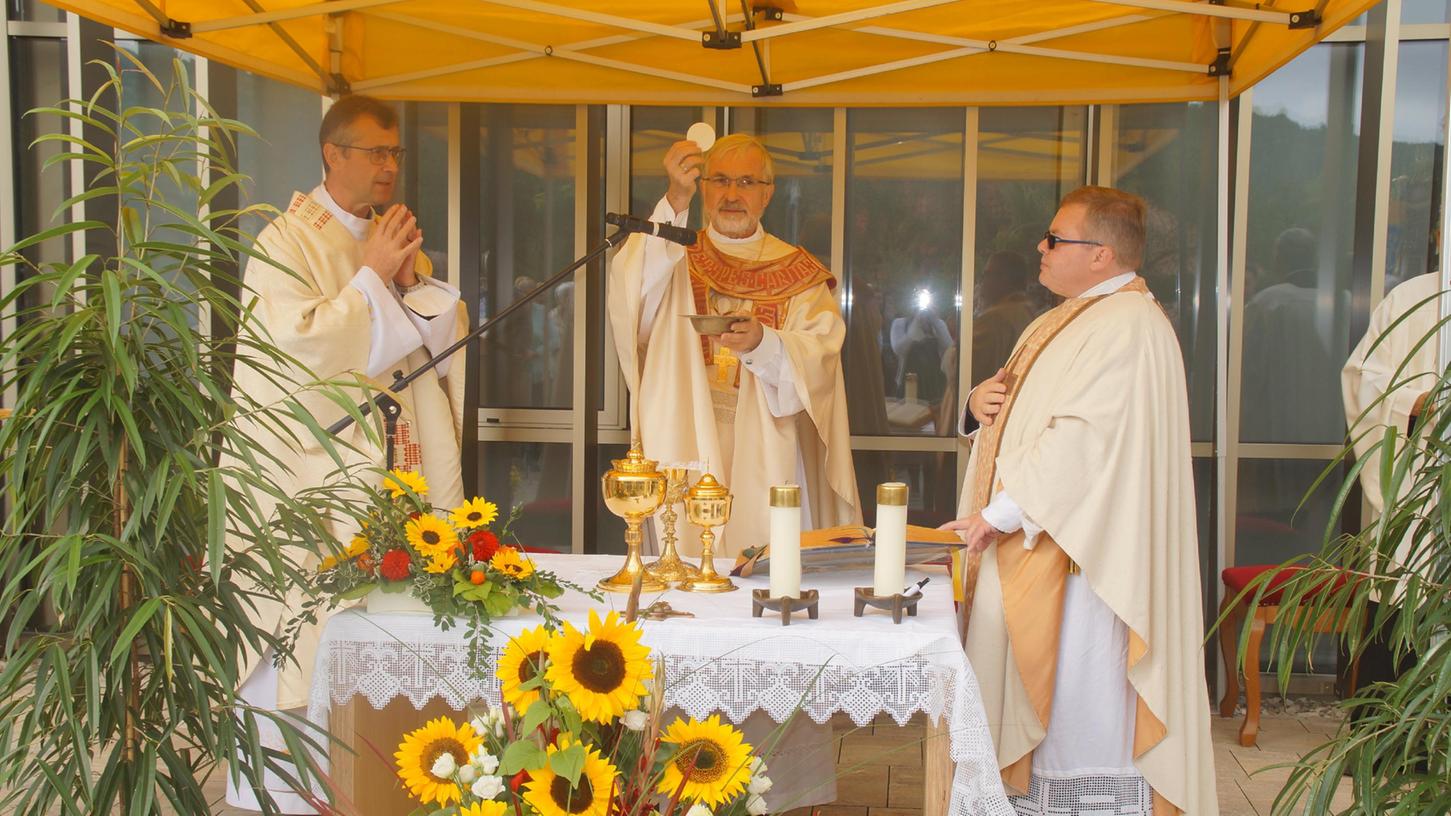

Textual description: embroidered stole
[685,232,834,386]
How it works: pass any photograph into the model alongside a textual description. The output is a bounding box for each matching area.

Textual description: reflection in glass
[477,105,576,410]
[1401,0,1451,24]
[13,37,70,317]
[1387,41,1448,290]
[15,0,66,21]
[1241,44,1363,445]
[1236,457,1347,671]
[405,103,451,274]
[481,441,572,552]
[1116,103,1218,442]
[115,44,200,327]
[852,449,960,529]
[973,106,1088,386]
[629,106,702,219]
[733,108,834,265]
[845,108,964,445]
[235,71,323,240]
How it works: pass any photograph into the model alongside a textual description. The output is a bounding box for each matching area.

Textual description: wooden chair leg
[1239,607,1270,747]
[1218,593,1244,717]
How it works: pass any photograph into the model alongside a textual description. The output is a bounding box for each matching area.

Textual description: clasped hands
[362,203,424,287]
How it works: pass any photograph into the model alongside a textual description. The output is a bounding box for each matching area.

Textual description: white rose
[748,774,773,795]
[621,710,650,732]
[471,747,500,776]
[470,716,490,736]
[685,803,713,816]
[746,794,769,815]
[457,764,478,784]
[471,774,506,800]
[749,757,766,774]
[430,752,457,779]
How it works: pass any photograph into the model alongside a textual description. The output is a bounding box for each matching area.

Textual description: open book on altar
[731,524,966,577]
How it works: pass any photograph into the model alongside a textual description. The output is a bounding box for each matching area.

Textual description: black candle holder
[853,586,922,624]
[751,588,820,626]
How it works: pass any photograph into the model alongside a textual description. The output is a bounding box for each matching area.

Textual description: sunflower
[395,716,482,807]
[522,739,618,816]
[656,715,753,807]
[385,469,430,499]
[407,514,459,557]
[497,624,554,711]
[424,548,459,574]
[460,802,509,816]
[489,546,536,580]
[544,609,652,723]
[450,497,499,529]
[317,535,369,572]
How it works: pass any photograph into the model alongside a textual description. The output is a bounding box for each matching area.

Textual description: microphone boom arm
[326,226,634,438]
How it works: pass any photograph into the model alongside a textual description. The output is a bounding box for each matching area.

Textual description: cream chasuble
[608,206,860,557]
[1342,272,1442,515]
[954,278,1216,816]
[226,191,468,711]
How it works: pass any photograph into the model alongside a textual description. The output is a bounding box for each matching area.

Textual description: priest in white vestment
[1340,271,1443,709]
[224,95,468,813]
[608,133,860,809]
[944,187,1216,816]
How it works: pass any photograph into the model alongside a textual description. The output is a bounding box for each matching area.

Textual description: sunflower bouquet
[394,610,774,816]
[314,469,591,649]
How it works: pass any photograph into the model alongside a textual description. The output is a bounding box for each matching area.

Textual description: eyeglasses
[333,143,407,165]
[1042,231,1102,251]
[701,175,774,192]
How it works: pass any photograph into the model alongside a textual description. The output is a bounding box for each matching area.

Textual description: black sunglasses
[1042,231,1103,251]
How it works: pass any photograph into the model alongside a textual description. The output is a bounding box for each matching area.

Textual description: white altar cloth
[304,553,1012,816]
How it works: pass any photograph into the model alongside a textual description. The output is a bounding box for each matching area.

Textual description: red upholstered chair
[1218,564,1359,746]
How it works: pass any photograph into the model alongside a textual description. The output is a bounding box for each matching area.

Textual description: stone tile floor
[205,708,1353,815]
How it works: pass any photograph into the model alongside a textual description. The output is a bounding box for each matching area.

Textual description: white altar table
[305,553,1012,816]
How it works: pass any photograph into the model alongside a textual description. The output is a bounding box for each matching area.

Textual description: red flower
[379,549,411,581]
[509,770,530,792]
[468,529,500,562]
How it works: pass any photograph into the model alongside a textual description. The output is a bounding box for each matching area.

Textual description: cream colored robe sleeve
[1342,272,1441,514]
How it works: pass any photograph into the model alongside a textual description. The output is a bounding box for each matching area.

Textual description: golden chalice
[683,472,736,593]
[645,467,701,587]
[599,444,668,593]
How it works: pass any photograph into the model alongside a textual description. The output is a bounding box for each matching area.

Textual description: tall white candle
[873,482,909,596]
[769,485,802,598]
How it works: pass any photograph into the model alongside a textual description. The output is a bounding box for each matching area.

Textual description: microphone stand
[326,226,635,466]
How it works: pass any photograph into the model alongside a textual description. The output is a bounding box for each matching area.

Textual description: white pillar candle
[873,482,909,596]
[769,485,801,598]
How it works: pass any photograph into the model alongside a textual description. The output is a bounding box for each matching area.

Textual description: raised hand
[663,139,704,216]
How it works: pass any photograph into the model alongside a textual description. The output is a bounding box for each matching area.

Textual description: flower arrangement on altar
[394,609,774,816]
[314,470,593,647]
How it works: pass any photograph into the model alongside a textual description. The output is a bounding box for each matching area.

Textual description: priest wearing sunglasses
[944,187,1216,816]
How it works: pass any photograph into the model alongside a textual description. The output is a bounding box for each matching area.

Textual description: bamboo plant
[1232,296,1449,814]
[0,50,375,814]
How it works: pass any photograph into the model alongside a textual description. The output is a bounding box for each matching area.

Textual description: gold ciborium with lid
[683,472,736,593]
[599,443,668,593]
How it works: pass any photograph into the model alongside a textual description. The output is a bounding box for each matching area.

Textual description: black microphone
[604,212,697,247]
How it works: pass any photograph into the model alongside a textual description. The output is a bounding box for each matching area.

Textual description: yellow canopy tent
[45,0,1377,107]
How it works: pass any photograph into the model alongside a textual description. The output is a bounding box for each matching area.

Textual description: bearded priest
[607,132,861,809]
